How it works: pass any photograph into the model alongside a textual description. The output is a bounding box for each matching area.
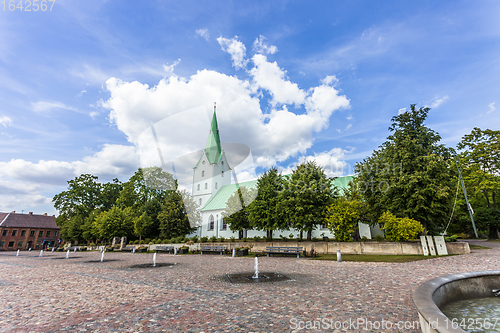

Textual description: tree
[280,161,335,240]
[53,174,103,218]
[379,211,424,242]
[457,127,500,238]
[92,207,134,240]
[222,186,256,238]
[355,105,455,234]
[326,197,361,241]
[248,167,286,240]
[158,190,196,239]
[134,212,154,241]
[101,179,123,211]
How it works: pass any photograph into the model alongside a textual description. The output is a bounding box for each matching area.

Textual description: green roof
[205,111,222,164]
[201,175,355,211]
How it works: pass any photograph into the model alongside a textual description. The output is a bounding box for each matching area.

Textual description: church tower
[192,105,231,209]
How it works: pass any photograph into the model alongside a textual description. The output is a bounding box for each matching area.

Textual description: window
[30,230,35,237]
[12,230,17,237]
[221,171,224,177]
[0,241,4,248]
[8,241,14,248]
[202,170,205,177]
[221,161,224,165]
[36,241,41,248]
[221,217,227,230]
[46,231,51,237]
[215,182,218,189]
[21,230,26,237]
[202,160,205,165]
[39,231,43,237]
[199,198,202,206]
[17,241,23,248]
[205,183,208,189]
[197,184,200,191]
[2,230,7,236]
[208,215,214,230]
[54,231,57,237]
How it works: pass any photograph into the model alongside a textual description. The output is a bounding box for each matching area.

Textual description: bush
[89,242,96,247]
[230,236,235,242]
[373,235,385,242]
[380,211,423,242]
[144,238,151,244]
[139,240,145,244]
[280,235,288,241]
[209,236,217,242]
[360,236,368,242]
[242,237,247,242]
[218,237,225,242]
[253,236,261,241]
[148,241,153,245]
[200,236,208,243]
[445,235,458,242]
[190,236,199,243]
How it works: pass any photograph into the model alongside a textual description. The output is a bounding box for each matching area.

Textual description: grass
[310,254,453,263]
[469,244,491,249]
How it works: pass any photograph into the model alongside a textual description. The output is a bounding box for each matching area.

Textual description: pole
[454,155,478,238]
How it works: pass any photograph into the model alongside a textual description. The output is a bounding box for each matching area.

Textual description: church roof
[201,175,355,212]
[205,111,222,164]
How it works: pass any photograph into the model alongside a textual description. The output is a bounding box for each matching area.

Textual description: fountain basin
[129,263,176,269]
[225,272,291,284]
[413,270,500,333]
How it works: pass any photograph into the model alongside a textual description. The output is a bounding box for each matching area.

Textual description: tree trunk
[299,231,303,240]
[307,230,312,241]
[483,190,491,208]
[488,225,499,240]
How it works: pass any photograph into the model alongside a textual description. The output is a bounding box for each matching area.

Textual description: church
[191,109,355,240]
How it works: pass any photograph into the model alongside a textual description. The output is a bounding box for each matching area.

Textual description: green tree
[222,186,256,238]
[248,167,286,240]
[355,105,455,234]
[134,212,154,241]
[280,161,335,240]
[379,211,424,242]
[101,179,123,211]
[53,174,103,218]
[158,190,196,239]
[326,197,361,241]
[457,127,500,238]
[92,206,134,241]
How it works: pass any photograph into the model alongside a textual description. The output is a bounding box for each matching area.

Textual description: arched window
[205,183,208,189]
[199,198,202,206]
[202,170,205,177]
[202,160,205,165]
[221,171,224,177]
[215,182,218,189]
[221,217,227,230]
[197,184,200,191]
[208,215,214,230]
[221,161,224,165]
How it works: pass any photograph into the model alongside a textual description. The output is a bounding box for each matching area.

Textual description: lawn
[469,244,491,249]
[310,254,454,263]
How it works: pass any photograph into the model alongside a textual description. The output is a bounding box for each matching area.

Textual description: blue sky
[0,0,499,215]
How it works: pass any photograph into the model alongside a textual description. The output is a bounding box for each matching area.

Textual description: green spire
[205,107,222,164]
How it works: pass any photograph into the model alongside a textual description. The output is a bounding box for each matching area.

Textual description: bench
[200,245,226,255]
[263,246,303,258]
[121,246,135,252]
[155,246,174,254]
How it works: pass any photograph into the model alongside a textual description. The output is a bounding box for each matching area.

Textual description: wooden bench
[263,246,303,258]
[155,246,174,254]
[121,246,135,252]
[200,245,226,255]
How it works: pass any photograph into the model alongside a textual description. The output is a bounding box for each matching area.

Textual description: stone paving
[0,241,499,333]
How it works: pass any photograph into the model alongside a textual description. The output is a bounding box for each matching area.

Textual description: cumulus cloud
[428,95,449,108]
[217,36,248,69]
[278,148,348,178]
[163,59,181,74]
[195,28,209,41]
[488,102,495,113]
[0,116,12,127]
[252,36,277,55]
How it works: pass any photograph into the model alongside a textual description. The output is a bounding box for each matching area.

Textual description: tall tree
[248,167,286,240]
[457,127,500,238]
[280,161,335,240]
[355,105,455,234]
[158,190,196,239]
[53,174,103,218]
[92,207,135,241]
[222,186,256,238]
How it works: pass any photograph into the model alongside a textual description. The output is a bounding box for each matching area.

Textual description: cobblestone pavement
[0,241,498,333]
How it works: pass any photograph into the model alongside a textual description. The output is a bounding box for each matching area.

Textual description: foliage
[326,197,361,242]
[248,167,286,240]
[92,207,134,240]
[379,211,424,242]
[222,186,256,234]
[158,190,195,239]
[373,235,385,241]
[355,105,455,234]
[279,161,336,240]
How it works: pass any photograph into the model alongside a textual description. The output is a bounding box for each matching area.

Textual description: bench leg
[297,253,299,258]
[267,253,269,257]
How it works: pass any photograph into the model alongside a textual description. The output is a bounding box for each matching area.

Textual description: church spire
[205,102,222,164]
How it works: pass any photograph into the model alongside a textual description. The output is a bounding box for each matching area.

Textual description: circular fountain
[225,256,292,284]
[413,270,500,333]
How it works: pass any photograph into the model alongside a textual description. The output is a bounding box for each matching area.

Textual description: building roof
[0,212,59,229]
[205,111,222,164]
[201,175,355,212]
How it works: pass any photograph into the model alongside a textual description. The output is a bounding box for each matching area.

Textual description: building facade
[0,212,60,251]
[192,111,353,240]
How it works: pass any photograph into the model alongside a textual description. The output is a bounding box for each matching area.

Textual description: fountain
[132,247,135,254]
[100,251,104,262]
[153,252,157,267]
[39,250,43,257]
[232,248,236,258]
[66,250,70,259]
[337,250,342,262]
[51,248,55,252]
[225,256,292,284]
[16,250,20,256]
[252,257,259,279]
[73,247,77,252]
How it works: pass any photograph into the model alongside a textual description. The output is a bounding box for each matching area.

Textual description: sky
[0,0,499,216]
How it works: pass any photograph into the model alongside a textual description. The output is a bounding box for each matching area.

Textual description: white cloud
[428,95,449,108]
[0,194,53,214]
[0,116,12,127]
[278,148,348,178]
[398,108,406,115]
[217,36,248,69]
[252,35,277,55]
[346,123,352,130]
[163,59,181,74]
[31,101,79,113]
[195,28,209,41]
[488,102,496,113]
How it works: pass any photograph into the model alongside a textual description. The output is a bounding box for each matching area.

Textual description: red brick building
[0,212,60,251]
